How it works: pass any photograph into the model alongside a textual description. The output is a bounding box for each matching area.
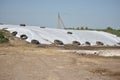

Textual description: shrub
[0,30,10,43]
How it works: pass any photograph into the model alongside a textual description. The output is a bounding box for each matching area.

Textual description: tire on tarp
[96,41,104,46]
[54,40,64,45]
[117,42,120,45]
[12,31,18,36]
[20,34,28,40]
[20,24,26,26]
[85,41,91,46]
[67,31,72,34]
[31,39,40,45]
[72,41,81,45]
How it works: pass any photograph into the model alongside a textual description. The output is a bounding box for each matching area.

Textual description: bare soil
[0,39,120,80]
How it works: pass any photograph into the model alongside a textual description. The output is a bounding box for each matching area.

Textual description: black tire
[54,40,64,45]
[72,41,81,45]
[96,41,104,46]
[12,31,17,36]
[85,41,91,46]
[31,39,40,44]
[20,34,28,40]
[67,32,72,34]
[20,24,26,26]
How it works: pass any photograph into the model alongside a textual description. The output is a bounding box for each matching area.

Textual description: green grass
[103,29,120,37]
[0,29,13,43]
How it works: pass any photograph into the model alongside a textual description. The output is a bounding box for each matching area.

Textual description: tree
[106,27,113,30]
[85,27,88,30]
[76,27,80,30]
[81,27,84,30]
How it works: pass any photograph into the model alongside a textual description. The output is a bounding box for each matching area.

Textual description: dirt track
[0,43,120,80]
[0,38,120,80]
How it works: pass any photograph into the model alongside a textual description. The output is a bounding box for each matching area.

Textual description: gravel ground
[0,45,120,80]
[59,49,120,56]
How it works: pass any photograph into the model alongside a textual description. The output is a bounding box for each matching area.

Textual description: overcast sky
[0,0,120,29]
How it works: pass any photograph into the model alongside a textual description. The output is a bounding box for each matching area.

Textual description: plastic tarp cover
[0,24,120,46]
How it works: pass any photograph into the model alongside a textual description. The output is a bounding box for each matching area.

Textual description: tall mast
[58,13,65,29]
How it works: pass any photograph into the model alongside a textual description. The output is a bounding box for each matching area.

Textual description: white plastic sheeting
[0,24,120,46]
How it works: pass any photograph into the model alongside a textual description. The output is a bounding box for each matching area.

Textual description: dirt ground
[0,40,120,80]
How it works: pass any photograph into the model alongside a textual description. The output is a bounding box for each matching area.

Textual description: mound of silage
[0,24,120,46]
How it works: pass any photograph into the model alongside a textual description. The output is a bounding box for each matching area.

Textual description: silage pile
[0,24,120,46]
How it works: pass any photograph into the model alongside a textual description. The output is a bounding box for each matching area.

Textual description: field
[0,39,120,80]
